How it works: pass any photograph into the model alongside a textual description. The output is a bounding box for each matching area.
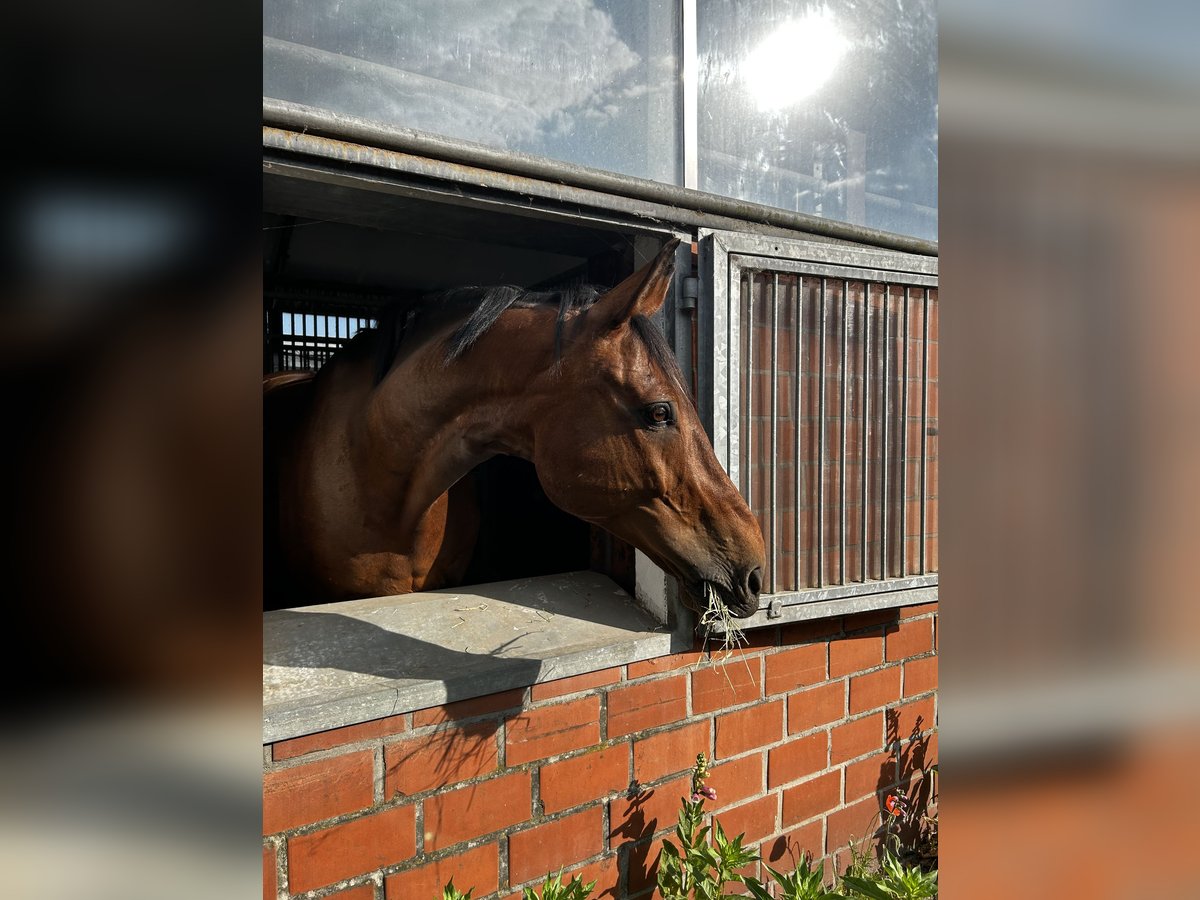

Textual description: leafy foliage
[440,881,473,900]
[841,851,938,899]
[745,854,850,900]
[521,868,597,900]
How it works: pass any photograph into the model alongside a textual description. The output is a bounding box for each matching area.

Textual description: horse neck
[360,314,552,534]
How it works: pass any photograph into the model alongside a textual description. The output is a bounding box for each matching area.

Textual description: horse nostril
[746,567,763,596]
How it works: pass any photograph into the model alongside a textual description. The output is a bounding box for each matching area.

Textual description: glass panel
[698,0,938,241]
[263,0,682,184]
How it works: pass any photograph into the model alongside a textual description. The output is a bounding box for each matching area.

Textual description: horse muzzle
[695,565,763,619]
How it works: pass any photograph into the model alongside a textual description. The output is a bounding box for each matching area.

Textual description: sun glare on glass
[743,9,851,111]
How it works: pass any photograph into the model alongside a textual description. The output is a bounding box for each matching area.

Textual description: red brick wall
[263,603,938,900]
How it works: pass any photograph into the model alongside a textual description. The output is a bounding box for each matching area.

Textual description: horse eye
[644,402,673,428]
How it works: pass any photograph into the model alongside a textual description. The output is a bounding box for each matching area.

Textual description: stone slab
[263,571,678,743]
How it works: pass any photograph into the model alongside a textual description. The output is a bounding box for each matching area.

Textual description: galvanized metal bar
[840,279,849,585]
[770,273,780,594]
[702,233,939,278]
[880,284,889,579]
[921,287,930,572]
[861,282,870,583]
[263,103,940,257]
[900,286,910,576]
[817,278,828,586]
[703,579,939,632]
[745,272,754,508]
[794,276,804,591]
[724,252,740,488]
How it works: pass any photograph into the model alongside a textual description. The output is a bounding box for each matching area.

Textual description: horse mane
[368,284,602,384]
[363,283,692,405]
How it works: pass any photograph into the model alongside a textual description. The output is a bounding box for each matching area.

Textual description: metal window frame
[699,230,938,629]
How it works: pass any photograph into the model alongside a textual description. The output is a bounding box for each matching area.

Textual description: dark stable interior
[264,182,654,608]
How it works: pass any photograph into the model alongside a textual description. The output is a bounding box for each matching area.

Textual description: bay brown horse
[266,240,765,617]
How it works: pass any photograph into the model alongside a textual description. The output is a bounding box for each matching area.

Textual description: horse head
[523,241,766,618]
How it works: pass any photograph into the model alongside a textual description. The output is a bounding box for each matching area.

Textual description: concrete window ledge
[263,571,683,744]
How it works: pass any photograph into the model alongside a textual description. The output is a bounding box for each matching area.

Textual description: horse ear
[589,238,681,331]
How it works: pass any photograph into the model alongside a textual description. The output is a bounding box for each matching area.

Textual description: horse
[265,239,766,618]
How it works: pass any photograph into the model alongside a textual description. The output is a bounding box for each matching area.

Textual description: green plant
[439,881,472,900]
[840,850,937,900]
[656,752,938,900]
[744,854,849,900]
[521,868,596,900]
[657,753,761,899]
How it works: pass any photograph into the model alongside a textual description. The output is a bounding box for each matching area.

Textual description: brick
[609,775,691,844]
[506,696,600,765]
[692,659,762,713]
[831,714,884,764]
[572,855,621,900]
[327,887,373,900]
[849,665,902,714]
[412,689,526,727]
[781,617,842,644]
[899,601,938,619]
[787,682,845,734]
[633,721,711,784]
[532,667,622,702]
[845,752,898,803]
[263,751,373,835]
[781,771,840,827]
[885,618,933,661]
[903,657,937,697]
[763,819,823,872]
[891,696,936,741]
[716,795,777,845]
[719,627,779,656]
[273,713,407,761]
[922,731,938,766]
[503,855,620,900]
[385,723,498,798]
[708,753,764,811]
[826,795,881,858]
[829,631,883,677]
[764,644,827,696]
[288,804,416,893]
[509,806,604,885]
[715,701,783,758]
[622,838,661,895]
[628,651,704,678]
[843,609,900,632]
[385,842,498,900]
[423,771,532,851]
[607,675,687,737]
[768,732,828,788]
[898,736,936,786]
[541,744,630,814]
[263,843,275,900]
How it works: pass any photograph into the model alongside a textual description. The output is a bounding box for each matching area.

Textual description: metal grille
[738,270,938,597]
[265,297,377,373]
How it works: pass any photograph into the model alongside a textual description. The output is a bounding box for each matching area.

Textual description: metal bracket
[767,598,783,619]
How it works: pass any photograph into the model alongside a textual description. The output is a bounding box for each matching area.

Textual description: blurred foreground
[0,1,260,897]
[941,0,1200,895]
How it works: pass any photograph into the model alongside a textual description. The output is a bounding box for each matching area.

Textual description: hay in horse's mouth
[698,581,749,656]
